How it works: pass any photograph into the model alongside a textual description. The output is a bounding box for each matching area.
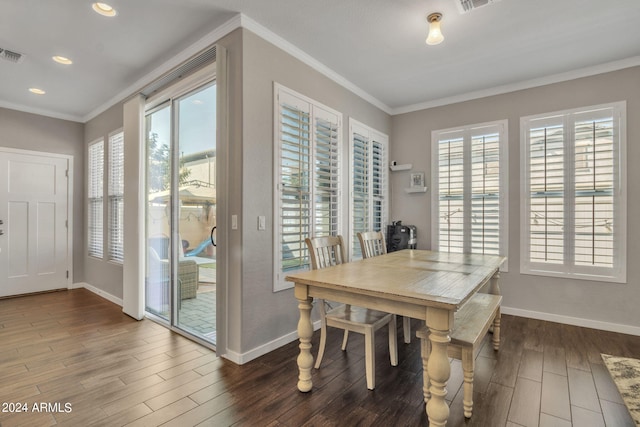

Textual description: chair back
[305,235,346,270]
[357,231,387,259]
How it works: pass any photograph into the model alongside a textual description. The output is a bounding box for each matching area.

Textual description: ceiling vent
[0,48,25,64]
[455,0,501,14]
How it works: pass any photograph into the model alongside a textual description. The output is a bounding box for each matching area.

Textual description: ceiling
[2,0,640,122]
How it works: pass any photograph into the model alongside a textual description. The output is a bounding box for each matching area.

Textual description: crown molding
[239,14,392,115]
[392,55,640,116]
[0,100,83,122]
[82,14,243,123]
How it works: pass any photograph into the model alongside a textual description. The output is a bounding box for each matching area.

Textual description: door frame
[0,146,74,288]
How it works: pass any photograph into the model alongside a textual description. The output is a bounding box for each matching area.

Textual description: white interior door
[0,149,70,297]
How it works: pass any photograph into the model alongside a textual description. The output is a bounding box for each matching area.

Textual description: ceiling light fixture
[52,55,73,65]
[426,12,444,45]
[92,2,117,17]
[29,88,46,95]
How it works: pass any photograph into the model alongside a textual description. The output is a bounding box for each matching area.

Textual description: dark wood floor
[0,289,638,426]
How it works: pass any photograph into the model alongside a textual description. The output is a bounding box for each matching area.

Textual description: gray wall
[390,66,640,330]
[238,29,392,353]
[0,107,85,282]
[83,102,125,299]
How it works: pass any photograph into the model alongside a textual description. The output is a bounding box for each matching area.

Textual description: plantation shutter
[433,121,507,259]
[274,85,342,290]
[522,102,625,282]
[349,121,389,260]
[437,133,465,253]
[108,131,124,263]
[351,132,369,259]
[527,119,565,264]
[88,140,104,258]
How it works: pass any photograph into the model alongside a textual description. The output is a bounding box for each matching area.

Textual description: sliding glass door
[144,79,217,346]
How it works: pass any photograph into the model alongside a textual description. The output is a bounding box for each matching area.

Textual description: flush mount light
[92,2,117,17]
[52,55,73,65]
[426,12,444,45]
[29,88,46,95]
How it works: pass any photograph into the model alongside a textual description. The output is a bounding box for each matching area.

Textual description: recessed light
[92,2,117,17]
[53,55,73,65]
[29,88,46,95]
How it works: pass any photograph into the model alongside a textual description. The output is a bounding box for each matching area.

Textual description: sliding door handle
[210,226,216,247]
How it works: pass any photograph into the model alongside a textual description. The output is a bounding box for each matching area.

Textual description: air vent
[0,48,25,64]
[455,0,501,14]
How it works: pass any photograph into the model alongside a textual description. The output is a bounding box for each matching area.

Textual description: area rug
[602,353,640,425]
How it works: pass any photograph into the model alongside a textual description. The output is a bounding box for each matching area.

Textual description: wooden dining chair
[357,231,412,344]
[305,235,398,390]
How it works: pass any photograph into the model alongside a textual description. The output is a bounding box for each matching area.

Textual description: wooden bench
[417,293,502,418]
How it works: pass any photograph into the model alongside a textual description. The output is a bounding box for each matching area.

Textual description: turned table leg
[295,286,314,392]
[424,307,453,427]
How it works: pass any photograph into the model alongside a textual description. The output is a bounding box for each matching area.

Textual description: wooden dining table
[285,249,505,426]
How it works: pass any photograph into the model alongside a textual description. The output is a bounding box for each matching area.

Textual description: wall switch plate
[232,214,238,230]
[258,215,266,231]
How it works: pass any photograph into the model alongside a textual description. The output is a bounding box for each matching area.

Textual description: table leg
[425,308,453,427]
[296,294,314,392]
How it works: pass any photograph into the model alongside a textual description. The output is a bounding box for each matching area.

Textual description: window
[431,120,508,265]
[350,119,388,260]
[273,84,342,291]
[88,139,104,258]
[108,130,124,263]
[521,102,626,282]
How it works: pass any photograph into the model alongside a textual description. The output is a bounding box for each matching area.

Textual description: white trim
[222,320,321,365]
[393,55,640,115]
[502,305,640,337]
[76,282,124,307]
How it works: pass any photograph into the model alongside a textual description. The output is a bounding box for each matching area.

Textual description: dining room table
[286,249,505,426]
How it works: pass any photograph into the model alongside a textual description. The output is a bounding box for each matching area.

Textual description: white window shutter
[88,140,104,258]
[521,102,626,282]
[349,120,389,260]
[274,85,342,291]
[433,121,508,261]
[108,131,124,263]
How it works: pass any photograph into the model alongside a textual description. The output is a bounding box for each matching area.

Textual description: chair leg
[341,330,349,351]
[461,346,474,418]
[314,323,328,369]
[364,328,375,390]
[389,315,398,366]
[416,327,431,403]
[492,308,501,351]
[403,316,411,344]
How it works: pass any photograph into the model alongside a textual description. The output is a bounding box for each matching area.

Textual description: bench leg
[461,346,474,418]
[492,308,501,351]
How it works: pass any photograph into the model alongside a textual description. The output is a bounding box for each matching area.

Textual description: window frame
[108,129,124,264]
[273,83,343,291]
[88,138,105,259]
[520,101,627,283]
[348,119,389,260]
[431,119,509,270]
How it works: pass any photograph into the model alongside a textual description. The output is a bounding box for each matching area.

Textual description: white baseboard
[502,305,640,337]
[73,282,123,307]
[223,320,322,365]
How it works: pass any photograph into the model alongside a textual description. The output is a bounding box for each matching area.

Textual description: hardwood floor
[0,289,638,426]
